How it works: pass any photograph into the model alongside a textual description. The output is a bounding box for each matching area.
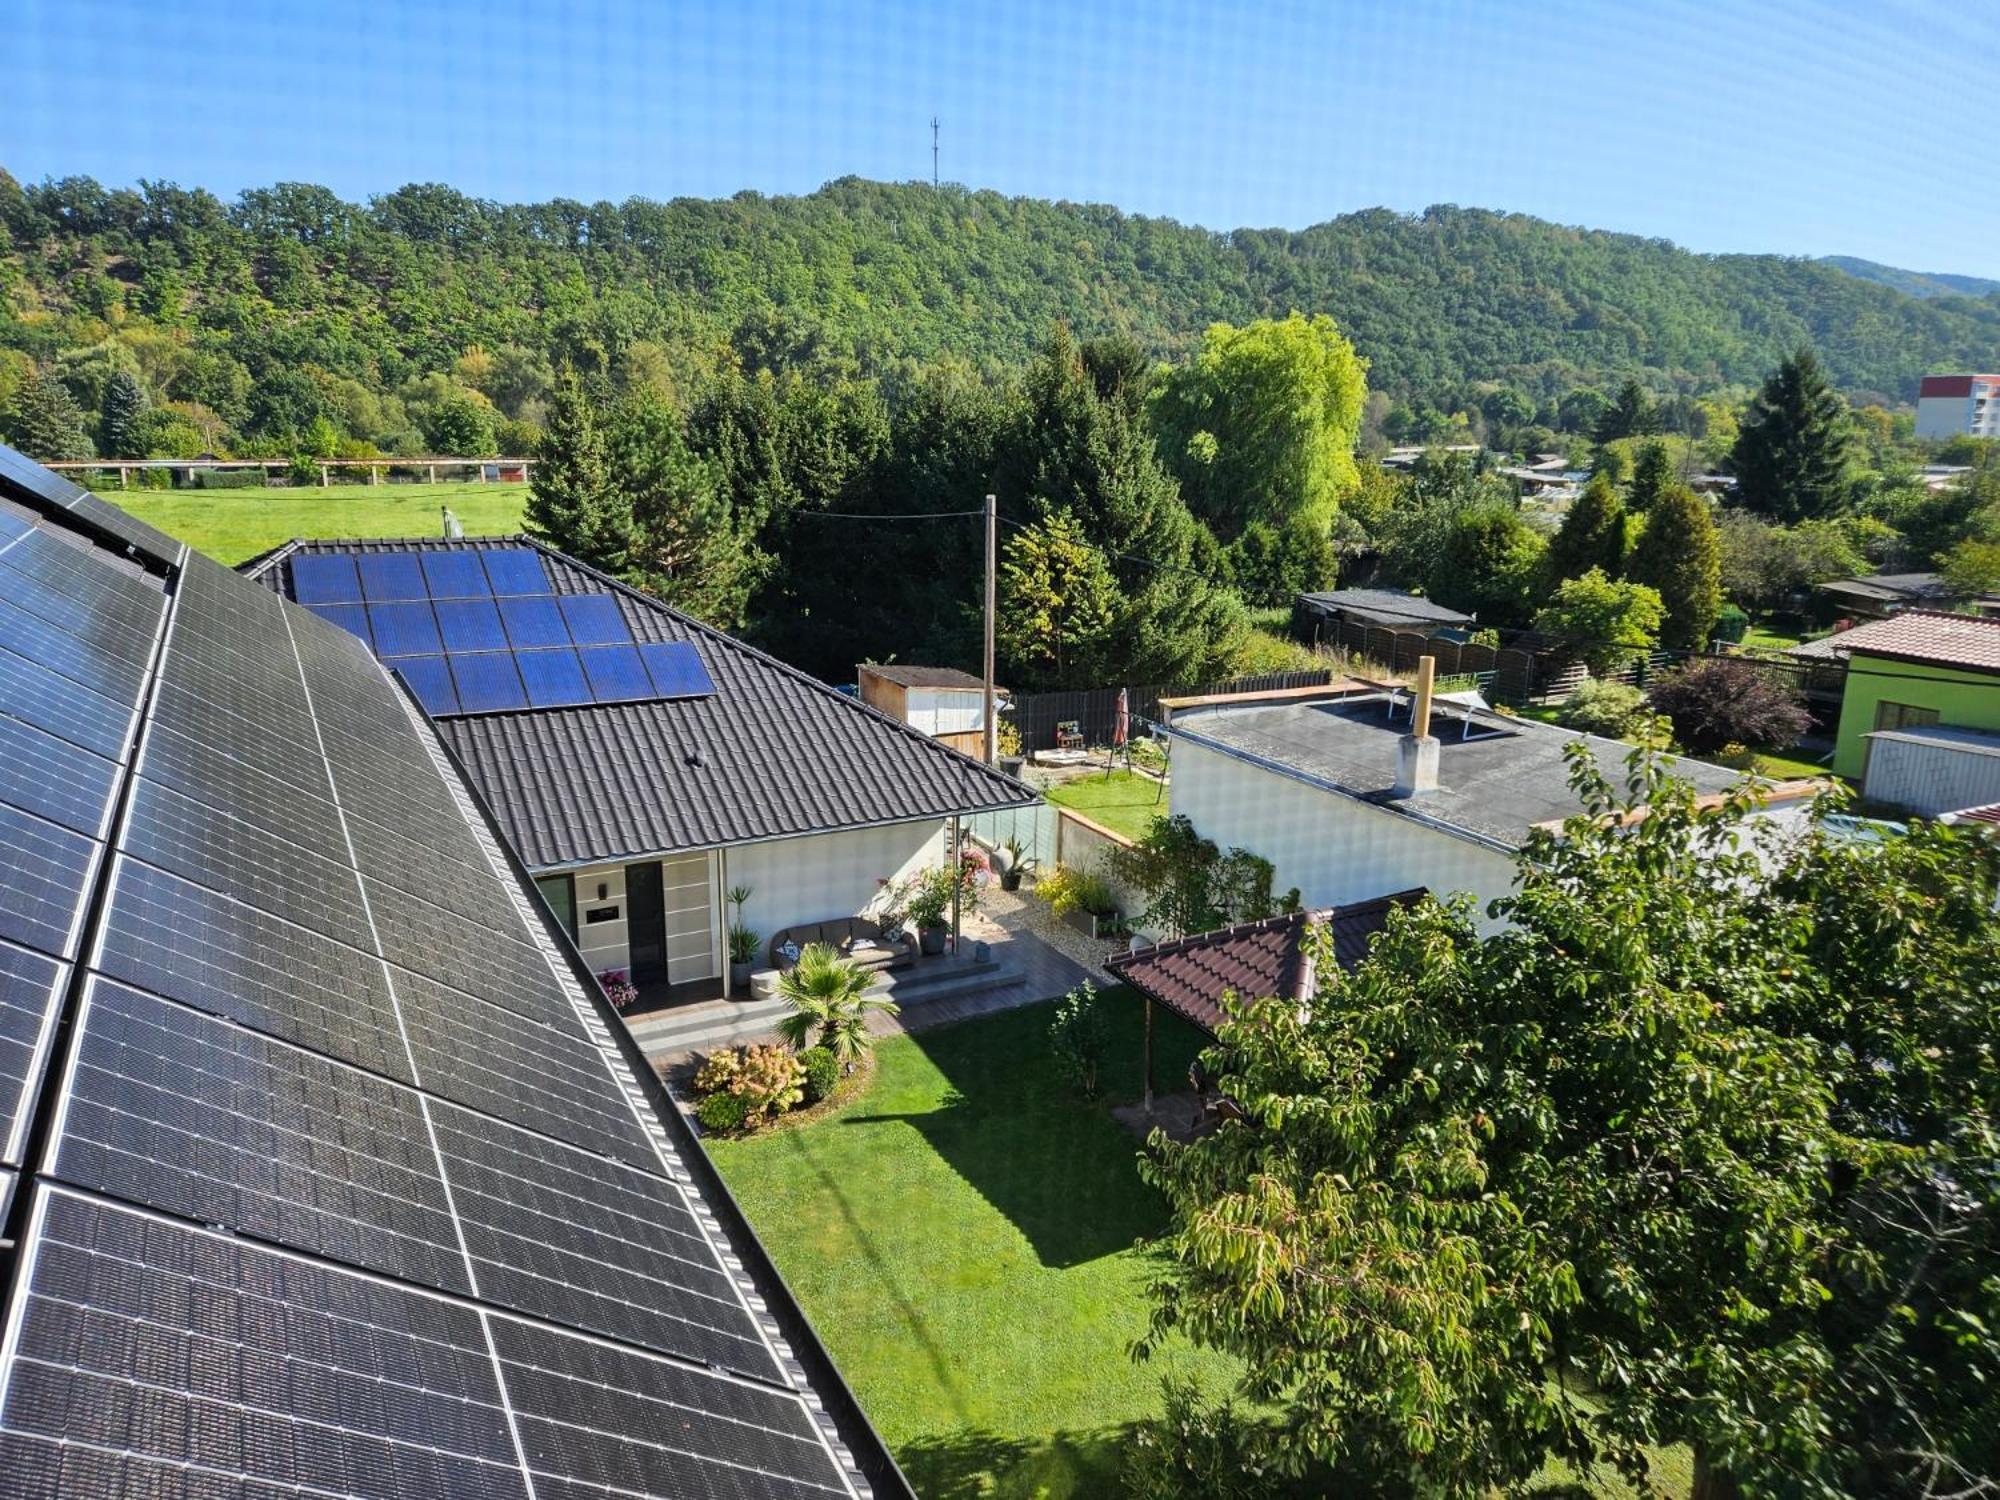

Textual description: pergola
[1105,890,1425,1113]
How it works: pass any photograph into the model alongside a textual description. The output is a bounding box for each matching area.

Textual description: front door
[625,861,668,985]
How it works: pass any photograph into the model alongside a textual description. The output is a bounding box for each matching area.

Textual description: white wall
[906,687,988,736]
[1916,394,1973,440]
[722,819,946,953]
[566,859,633,977]
[1169,740,1521,931]
[1864,734,2000,816]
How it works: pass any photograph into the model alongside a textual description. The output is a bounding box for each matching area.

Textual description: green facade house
[1819,612,2000,779]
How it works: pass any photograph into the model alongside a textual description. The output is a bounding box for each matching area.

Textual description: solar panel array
[290,544,718,716]
[0,462,876,1499]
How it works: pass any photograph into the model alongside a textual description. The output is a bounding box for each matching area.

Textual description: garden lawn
[91,481,530,566]
[1043,769,1168,843]
[705,992,1234,1500]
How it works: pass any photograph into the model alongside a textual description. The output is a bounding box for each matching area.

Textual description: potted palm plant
[993,835,1035,892]
[725,884,758,994]
[775,943,900,1072]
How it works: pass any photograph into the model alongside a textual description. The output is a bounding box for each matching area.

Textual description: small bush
[798,1046,839,1105]
[596,968,638,1011]
[1049,981,1112,1100]
[1036,864,1115,919]
[1555,677,1647,738]
[693,1049,742,1098]
[696,1090,750,1135]
[731,1043,804,1124]
[184,467,267,490]
[1647,656,1812,754]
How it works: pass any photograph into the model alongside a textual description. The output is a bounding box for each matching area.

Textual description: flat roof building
[1915,374,2000,440]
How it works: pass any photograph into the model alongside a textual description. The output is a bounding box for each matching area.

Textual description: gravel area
[979,878,1128,972]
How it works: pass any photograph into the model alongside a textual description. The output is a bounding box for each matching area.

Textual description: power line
[791,507,984,521]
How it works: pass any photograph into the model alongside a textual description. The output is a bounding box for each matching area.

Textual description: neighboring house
[857,662,1005,758]
[1862,724,2000,817]
[1161,684,1812,932]
[1813,571,2000,622]
[248,536,1034,996]
[1914,373,2000,440]
[0,444,904,1497]
[1105,891,1423,1104]
[1796,611,2000,780]
[1295,587,1475,635]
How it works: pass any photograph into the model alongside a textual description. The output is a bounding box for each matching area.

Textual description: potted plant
[596,968,639,1012]
[993,835,1036,892]
[727,924,760,994]
[905,863,977,956]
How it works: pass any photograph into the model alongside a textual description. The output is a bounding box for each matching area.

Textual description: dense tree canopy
[1732,349,1855,523]
[1629,483,1722,650]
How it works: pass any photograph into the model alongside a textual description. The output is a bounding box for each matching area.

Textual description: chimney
[1393,654,1441,797]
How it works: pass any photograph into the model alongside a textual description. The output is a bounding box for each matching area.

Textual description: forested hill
[1817,255,2000,303]
[5,170,1999,428]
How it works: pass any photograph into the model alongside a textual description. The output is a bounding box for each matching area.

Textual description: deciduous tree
[1532,567,1662,673]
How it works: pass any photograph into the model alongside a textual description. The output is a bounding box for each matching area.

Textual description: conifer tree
[525,367,633,572]
[1731,349,1852,523]
[1627,439,1673,512]
[1543,471,1628,584]
[1630,482,1722,650]
[3,368,92,460]
[98,370,148,458]
[1593,378,1659,444]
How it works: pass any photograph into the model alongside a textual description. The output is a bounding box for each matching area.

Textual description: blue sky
[12,0,1998,275]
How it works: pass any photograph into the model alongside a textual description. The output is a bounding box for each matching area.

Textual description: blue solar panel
[291,555,362,605]
[481,548,550,596]
[434,598,507,654]
[560,594,631,646]
[517,648,592,708]
[356,553,428,602]
[498,595,569,649]
[638,641,717,700]
[393,655,460,716]
[449,652,527,712]
[419,551,492,599]
[365,602,441,658]
[305,603,371,646]
[578,644,652,703]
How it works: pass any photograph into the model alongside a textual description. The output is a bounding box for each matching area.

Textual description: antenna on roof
[931,116,940,189]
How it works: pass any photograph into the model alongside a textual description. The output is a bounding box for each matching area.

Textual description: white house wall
[1169,740,1521,931]
[567,859,636,977]
[723,819,946,951]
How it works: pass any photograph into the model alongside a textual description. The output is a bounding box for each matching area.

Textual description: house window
[534,873,577,940]
[1873,701,1941,734]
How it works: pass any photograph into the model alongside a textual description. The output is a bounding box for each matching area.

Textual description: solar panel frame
[641,638,721,700]
[291,552,365,604]
[357,550,429,602]
[420,549,494,599]
[449,650,529,712]
[0,802,98,963]
[434,596,508,653]
[480,546,551,595]
[0,940,65,1166]
[516,646,592,708]
[559,592,634,646]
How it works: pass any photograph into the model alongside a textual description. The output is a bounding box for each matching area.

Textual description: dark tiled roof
[861,663,991,690]
[1796,610,2000,673]
[1104,890,1425,1036]
[249,536,1036,868]
[1816,572,1955,604]
[1298,588,1473,627]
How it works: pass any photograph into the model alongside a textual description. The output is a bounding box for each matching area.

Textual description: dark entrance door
[625,861,668,984]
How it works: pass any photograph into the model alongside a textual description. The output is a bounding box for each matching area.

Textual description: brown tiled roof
[1949,803,2000,825]
[1798,610,2000,673]
[1104,889,1425,1036]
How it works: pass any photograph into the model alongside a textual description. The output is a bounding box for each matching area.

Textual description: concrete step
[625,957,1023,1059]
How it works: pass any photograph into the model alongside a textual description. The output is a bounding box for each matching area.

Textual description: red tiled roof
[1950,803,2000,825]
[1808,611,2000,673]
[1104,890,1425,1036]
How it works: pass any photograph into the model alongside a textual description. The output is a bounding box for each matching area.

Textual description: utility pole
[931,116,940,189]
[982,492,998,764]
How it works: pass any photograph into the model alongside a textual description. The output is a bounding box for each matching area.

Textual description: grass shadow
[898,1424,1130,1500]
[840,987,1209,1268]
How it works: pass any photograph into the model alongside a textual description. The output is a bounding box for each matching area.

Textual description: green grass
[90,481,531,566]
[707,994,1234,1499]
[1043,770,1169,842]
[1740,624,1805,651]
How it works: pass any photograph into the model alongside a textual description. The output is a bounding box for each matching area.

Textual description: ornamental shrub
[693,1049,741,1097]
[1555,677,1648,738]
[798,1046,839,1105]
[1049,981,1112,1100]
[695,1090,750,1135]
[1646,656,1811,754]
[731,1043,804,1124]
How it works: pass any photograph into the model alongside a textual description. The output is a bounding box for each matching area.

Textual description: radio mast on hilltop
[931,116,940,188]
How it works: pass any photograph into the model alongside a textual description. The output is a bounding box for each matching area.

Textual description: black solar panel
[481,546,550,595]
[436,595,508,652]
[499,591,569,647]
[560,591,633,646]
[0,446,877,1500]
[643,638,721,699]
[519,645,592,707]
[292,551,363,603]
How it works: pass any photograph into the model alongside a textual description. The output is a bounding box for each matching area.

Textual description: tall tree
[1732,349,1853,522]
[1152,312,1368,543]
[1426,503,1547,627]
[98,369,148,458]
[1629,482,1722,649]
[1532,567,1663,673]
[1542,471,1628,583]
[2,367,92,460]
[1626,438,1673,511]
[605,387,755,626]
[997,506,1118,689]
[1593,378,1660,444]
[525,367,633,572]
